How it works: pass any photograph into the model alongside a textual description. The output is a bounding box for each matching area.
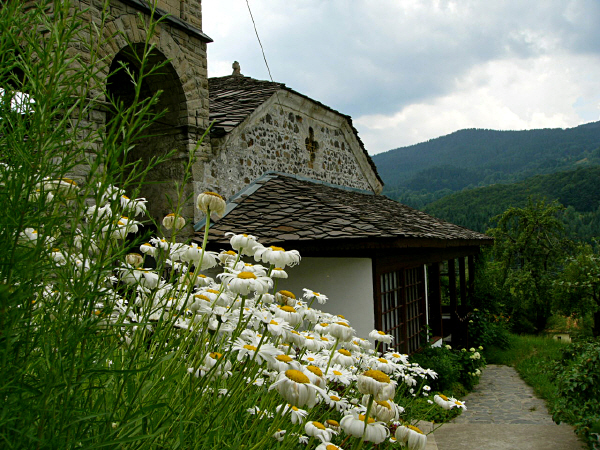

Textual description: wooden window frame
[375,265,426,354]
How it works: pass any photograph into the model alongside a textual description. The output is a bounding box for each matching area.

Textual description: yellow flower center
[292,406,299,411]
[392,353,401,358]
[326,445,340,450]
[313,291,320,296]
[408,425,423,434]
[224,250,236,255]
[276,354,293,362]
[207,289,220,294]
[439,394,449,401]
[269,246,285,251]
[312,421,326,430]
[204,191,223,199]
[194,294,210,302]
[306,365,323,377]
[333,370,342,376]
[358,414,376,424]
[378,358,388,363]
[61,178,77,185]
[269,320,279,325]
[321,337,330,342]
[338,349,351,357]
[166,213,175,217]
[337,314,345,319]
[142,243,152,247]
[285,369,310,384]
[376,400,391,409]
[326,419,340,427]
[278,290,295,298]
[330,395,341,402]
[209,352,223,359]
[335,321,349,327]
[237,271,256,279]
[243,345,257,351]
[378,330,386,335]
[279,305,296,313]
[363,369,391,383]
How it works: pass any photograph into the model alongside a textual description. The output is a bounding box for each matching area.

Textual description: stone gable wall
[202,93,380,200]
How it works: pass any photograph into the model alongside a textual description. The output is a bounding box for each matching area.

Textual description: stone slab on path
[432,364,586,450]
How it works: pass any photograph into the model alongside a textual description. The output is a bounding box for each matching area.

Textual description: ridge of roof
[208,75,383,187]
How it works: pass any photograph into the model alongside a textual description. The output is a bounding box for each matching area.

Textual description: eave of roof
[194,172,493,250]
[208,75,383,187]
[120,0,213,43]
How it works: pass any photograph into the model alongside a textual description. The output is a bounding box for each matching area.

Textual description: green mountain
[373,122,600,207]
[423,166,600,241]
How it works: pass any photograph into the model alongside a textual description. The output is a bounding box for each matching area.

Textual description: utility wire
[245,0,276,84]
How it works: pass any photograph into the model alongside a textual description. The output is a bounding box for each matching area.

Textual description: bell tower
[76,0,213,230]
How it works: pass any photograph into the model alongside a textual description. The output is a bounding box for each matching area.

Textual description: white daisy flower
[357,369,397,401]
[305,421,336,442]
[275,403,308,424]
[340,409,388,444]
[253,245,301,268]
[269,369,325,408]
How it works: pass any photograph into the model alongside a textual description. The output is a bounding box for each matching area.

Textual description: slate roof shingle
[196,172,493,249]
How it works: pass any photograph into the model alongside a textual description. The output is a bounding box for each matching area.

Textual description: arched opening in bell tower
[106,44,189,227]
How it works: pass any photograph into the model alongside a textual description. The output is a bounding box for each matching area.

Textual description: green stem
[324,337,340,375]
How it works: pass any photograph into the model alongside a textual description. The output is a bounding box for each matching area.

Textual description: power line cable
[245,0,275,84]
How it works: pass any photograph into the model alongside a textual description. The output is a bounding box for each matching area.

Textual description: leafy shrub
[411,344,486,393]
[552,339,600,449]
[410,346,460,392]
[455,347,487,391]
[468,308,511,350]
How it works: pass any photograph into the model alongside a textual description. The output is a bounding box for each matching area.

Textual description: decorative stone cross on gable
[305,126,319,163]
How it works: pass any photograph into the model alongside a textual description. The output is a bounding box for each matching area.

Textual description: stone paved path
[431,364,586,450]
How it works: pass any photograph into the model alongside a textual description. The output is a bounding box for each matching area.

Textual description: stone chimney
[232,61,241,76]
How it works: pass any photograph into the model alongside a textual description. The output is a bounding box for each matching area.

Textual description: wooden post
[428,263,443,339]
[458,257,468,347]
[459,257,467,309]
[468,254,476,301]
[448,258,457,342]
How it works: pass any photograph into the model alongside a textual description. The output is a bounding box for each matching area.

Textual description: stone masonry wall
[203,94,378,200]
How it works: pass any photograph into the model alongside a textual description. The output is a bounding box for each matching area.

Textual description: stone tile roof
[196,172,493,249]
[208,75,383,186]
[209,76,285,133]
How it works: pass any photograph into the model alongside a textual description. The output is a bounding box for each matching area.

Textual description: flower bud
[162,213,186,231]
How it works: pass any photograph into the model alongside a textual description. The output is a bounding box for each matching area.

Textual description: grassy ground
[484,334,570,410]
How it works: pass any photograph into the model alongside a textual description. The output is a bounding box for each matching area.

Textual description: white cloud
[355,54,600,153]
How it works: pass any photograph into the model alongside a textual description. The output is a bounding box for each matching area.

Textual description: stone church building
[73,0,491,351]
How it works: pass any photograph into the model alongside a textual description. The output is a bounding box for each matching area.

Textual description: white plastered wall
[279,257,375,341]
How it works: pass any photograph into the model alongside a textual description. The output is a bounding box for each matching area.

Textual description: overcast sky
[203,0,600,155]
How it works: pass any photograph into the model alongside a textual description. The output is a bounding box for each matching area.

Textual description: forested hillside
[423,166,600,241]
[373,121,600,208]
